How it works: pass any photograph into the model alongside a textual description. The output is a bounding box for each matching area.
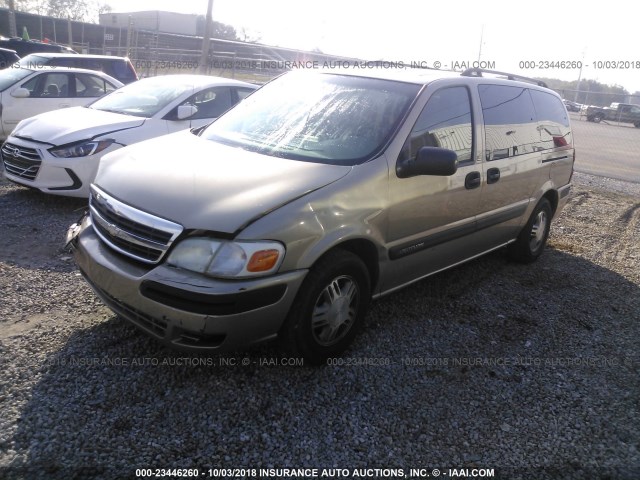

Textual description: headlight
[49,139,115,158]
[166,238,285,279]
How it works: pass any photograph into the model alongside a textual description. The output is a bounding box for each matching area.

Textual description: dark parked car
[584,102,640,127]
[0,47,20,69]
[0,37,75,57]
[563,99,582,112]
[18,53,138,84]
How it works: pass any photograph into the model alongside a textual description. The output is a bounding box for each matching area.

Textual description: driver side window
[178,87,233,120]
[21,72,70,98]
[399,86,473,164]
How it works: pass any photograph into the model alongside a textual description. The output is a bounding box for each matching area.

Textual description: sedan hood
[11,107,145,145]
[95,131,351,234]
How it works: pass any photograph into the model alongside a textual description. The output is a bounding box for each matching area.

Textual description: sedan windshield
[89,77,195,117]
[0,67,33,92]
[203,72,421,165]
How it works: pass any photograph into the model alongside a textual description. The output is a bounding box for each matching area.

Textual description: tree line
[541,77,640,106]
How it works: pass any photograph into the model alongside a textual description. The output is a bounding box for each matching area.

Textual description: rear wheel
[593,113,603,123]
[280,250,371,365]
[508,198,552,263]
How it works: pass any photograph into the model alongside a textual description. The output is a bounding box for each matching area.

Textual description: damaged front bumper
[69,215,307,351]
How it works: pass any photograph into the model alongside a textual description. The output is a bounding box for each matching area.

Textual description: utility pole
[7,0,17,38]
[199,0,213,74]
[477,24,484,62]
[574,49,586,103]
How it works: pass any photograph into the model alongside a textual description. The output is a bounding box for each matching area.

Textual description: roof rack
[460,68,547,88]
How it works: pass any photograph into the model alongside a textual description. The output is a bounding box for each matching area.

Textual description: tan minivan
[68,67,574,363]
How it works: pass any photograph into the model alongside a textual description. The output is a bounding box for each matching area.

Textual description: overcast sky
[105,0,640,93]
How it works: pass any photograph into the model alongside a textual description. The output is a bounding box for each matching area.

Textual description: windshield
[89,77,195,117]
[0,67,33,92]
[202,72,421,165]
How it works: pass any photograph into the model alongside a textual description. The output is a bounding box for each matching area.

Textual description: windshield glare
[203,72,420,165]
[89,77,194,117]
[0,67,33,92]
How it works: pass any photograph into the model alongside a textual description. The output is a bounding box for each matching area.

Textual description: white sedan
[0,65,123,139]
[2,74,257,197]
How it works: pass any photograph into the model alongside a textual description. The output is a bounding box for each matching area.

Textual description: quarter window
[529,89,572,150]
[236,87,254,100]
[399,86,473,164]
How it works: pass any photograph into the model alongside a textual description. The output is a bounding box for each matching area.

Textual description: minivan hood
[95,132,351,234]
[11,107,145,145]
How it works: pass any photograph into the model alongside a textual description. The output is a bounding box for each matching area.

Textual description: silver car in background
[68,68,574,363]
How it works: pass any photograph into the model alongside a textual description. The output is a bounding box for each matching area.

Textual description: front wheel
[593,113,603,123]
[280,250,371,365]
[508,198,552,263]
[634,122,640,128]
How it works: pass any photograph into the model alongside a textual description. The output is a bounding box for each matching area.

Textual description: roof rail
[460,68,548,88]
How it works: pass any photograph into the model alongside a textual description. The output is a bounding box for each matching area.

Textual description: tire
[508,198,552,264]
[593,113,603,123]
[280,249,371,365]
[634,122,640,128]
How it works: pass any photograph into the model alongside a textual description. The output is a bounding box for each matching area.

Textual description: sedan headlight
[49,139,115,158]
[166,238,285,279]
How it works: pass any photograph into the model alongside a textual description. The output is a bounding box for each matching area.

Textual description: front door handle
[465,171,481,189]
[487,168,501,184]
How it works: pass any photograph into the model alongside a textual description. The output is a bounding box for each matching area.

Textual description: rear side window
[111,60,137,82]
[76,73,117,97]
[478,84,538,161]
[529,89,572,150]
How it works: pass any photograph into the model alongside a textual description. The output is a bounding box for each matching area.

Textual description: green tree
[212,21,238,41]
[538,77,630,106]
[6,0,111,22]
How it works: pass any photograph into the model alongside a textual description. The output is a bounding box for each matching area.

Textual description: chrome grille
[89,185,183,264]
[2,142,42,180]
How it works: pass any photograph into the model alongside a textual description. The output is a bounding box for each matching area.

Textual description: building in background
[99,11,200,36]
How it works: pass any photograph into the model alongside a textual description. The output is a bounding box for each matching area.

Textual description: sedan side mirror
[11,88,30,98]
[396,146,458,178]
[177,104,198,120]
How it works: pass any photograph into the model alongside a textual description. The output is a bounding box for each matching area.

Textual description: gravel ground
[0,171,638,480]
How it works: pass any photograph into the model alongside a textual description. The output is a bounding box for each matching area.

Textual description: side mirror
[177,104,198,120]
[396,146,458,178]
[11,88,30,98]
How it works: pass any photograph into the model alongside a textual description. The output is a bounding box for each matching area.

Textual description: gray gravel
[0,172,638,480]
